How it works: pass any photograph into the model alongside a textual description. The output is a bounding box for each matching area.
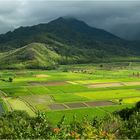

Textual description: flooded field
[0,103,4,115]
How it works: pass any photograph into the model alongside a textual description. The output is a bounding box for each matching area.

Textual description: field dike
[34,74,50,78]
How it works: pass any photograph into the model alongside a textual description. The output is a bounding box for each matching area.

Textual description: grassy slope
[0,43,61,69]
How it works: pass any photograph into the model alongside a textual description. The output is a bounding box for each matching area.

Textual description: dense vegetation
[0,102,140,139]
[0,17,139,69]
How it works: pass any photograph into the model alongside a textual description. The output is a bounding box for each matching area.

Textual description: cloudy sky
[0,0,140,39]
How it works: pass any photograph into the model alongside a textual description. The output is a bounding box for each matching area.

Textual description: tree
[9,77,13,82]
[119,99,123,105]
[100,64,103,68]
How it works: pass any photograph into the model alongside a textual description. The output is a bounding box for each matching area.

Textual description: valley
[0,62,139,124]
[1,1,140,138]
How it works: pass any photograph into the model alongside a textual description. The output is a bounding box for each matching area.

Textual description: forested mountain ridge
[0,17,139,69]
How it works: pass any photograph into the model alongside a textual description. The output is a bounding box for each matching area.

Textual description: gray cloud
[0,0,140,39]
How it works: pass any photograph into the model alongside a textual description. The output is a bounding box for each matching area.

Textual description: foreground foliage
[0,102,140,139]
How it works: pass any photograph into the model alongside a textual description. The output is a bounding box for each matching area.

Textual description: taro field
[0,62,140,124]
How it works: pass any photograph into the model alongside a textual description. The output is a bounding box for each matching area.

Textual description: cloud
[0,0,140,39]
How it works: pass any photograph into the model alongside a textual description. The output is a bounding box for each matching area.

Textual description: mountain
[0,17,124,50]
[46,17,122,44]
[0,17,139,69]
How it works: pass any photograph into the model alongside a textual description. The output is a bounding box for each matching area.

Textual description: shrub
[1,102,140,139]
[135,101,140,109]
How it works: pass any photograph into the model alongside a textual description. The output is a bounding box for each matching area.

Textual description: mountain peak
[46,16,121,43]
[52,16,80,21]
[48,17,87,26]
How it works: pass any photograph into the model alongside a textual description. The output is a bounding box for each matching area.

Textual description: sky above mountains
[0,0,140,40]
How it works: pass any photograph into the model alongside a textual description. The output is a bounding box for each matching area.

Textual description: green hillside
[0,43,61,69]
[0,42,106,69]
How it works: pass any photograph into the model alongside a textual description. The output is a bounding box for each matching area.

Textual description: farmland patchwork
[0,63,140,123]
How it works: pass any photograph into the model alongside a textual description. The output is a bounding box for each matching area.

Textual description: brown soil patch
[15,71,26,76]
[28,82,42,86]
[124,81,140,86]
[49,104,67,110]
[35,74,49,78]
[45,81,68,86]
[88,82,124,88]
[29,81,68,86]
[21,95,54,104]
[49,100,116,110]
[65,103,87,108]
[85,101,115,107]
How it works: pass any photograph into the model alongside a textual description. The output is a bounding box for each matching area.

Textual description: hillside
[0,17,139,69]
[0,43,61,69]
[0,42,100,69]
